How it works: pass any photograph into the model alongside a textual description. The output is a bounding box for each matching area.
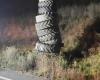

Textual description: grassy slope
[55,3,100,80]
[0,3,100,80]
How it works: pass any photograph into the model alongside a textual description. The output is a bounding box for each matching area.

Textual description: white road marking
[0,76,12,80]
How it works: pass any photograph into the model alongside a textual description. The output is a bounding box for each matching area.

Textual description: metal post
[35,0,63,54]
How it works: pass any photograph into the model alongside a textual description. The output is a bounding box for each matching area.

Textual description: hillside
[0,0,100,80]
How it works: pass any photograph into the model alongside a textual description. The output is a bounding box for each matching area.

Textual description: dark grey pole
[35,0,63,54]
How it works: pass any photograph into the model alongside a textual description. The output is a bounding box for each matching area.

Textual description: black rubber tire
[38,0,54,7]
[38,33,61,43]
[42,39,58,44]
[38,32,57,39]
[35,42,61,53]
[35,19,58,30]
[38,6,56,15]
[36,28,58,36]
[36,14,57,23]
[36,26,61,38]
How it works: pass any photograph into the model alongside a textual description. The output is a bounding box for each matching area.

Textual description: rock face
[35,0,63,53]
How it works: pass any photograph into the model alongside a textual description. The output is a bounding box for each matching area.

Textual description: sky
[0,0,99,18]
[0,0,37,17]
[0,0,37,44]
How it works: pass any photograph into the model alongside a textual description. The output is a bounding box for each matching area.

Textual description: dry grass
[38,46,100,80]
[0,46,36,71]
[0,3,100,80]
[35,3,100,80]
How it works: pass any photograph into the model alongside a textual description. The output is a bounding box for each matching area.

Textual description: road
[0,69,47,80]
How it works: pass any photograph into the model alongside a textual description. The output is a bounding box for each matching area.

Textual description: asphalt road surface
[0,69,47,80]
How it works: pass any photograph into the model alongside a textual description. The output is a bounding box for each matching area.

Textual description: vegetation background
[0,0,100,80]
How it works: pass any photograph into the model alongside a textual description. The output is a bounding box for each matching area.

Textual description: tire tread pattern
[35,0,62,53]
